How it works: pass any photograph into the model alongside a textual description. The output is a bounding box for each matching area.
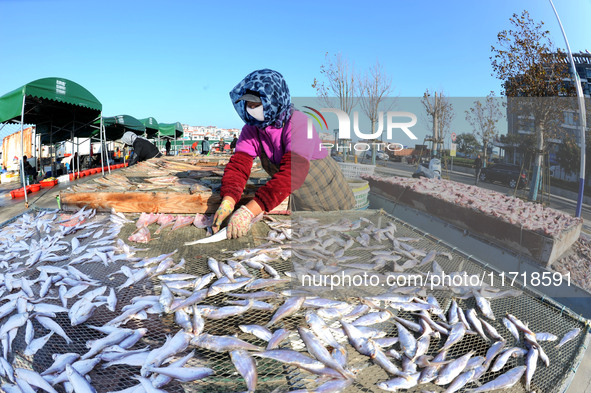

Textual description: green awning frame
[99,115,146,141]
[139,117,160,139]
[0,77,102,143]
[159,121,183,139]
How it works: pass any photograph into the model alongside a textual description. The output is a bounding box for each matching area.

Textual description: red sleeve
[220,152,253,203]
[253,152,310,212]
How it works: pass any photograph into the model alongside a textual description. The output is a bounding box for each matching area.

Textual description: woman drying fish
[212,69,355,239]
[120,131,162,166]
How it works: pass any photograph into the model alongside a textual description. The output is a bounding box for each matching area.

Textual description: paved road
[374,160,591,231]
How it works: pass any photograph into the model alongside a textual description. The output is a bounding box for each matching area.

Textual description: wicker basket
[347,179,370,209]
[338,162,375,179]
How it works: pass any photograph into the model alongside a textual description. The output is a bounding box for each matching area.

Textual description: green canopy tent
[0,77,102,205]
[158,122,183,155]
[94,115,146,170]
[139,117,160,139]
[100,115,146,141]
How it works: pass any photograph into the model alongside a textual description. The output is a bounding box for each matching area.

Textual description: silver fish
[557,328,580,348]
[443,368,476,393]
[466,308,489,341]
[483,340,506,367]
[174,309,193,332]
[147,366,214,382]
[82,329,133,360]
[191,333,262,353]
[252,350,340,378]
[439,323,466,353]
[340,321,377,357]
[298,327,349,378]
[535,332,558,342]
[24,331,54,356]
[133,376,166,393]
[267,329,290,350]
[41,353,80,376]
[434,351,474,385]
[239,325,273,342]
[65,364,97,393]
[473,289,495,320]
[245,278,291,291]
[230,350,257,392]
[202,300,253,320]
[0,312,28,338]
[502,317,520,342]
[479,317,503,341]
[377,372,421,391]
[142,330,193,377]
[469,365,526,392]
[490,347,527,372]
[36,315,73,344]
[353,311,392,327]
[266,297,305,327]
[14,368,59,393]
[106,288,117,312]
[525,346,539,391]
[372,347,405,377]
[227,291,279,300]
[169,289,208,312]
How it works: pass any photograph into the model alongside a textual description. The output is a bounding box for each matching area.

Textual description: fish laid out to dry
[0,209,583,393]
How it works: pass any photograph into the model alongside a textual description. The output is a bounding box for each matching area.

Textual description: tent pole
[19,95,29,207]
[99,117,105,176]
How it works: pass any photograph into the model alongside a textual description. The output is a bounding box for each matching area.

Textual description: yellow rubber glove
[212,198,235,234]
[227,205,255,239]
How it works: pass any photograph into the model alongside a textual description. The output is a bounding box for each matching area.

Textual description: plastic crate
[347,179,370,209]
[338,162,375,179]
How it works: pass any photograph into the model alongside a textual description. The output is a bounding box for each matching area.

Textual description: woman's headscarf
[121,131,138,146]
[229,69,292,129]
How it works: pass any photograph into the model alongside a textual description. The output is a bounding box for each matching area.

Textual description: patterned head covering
[230,69,292,128]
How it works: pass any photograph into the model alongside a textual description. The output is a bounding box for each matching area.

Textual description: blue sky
[0,0,589,141]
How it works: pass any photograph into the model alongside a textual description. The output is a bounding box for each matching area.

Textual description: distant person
[22,155,37,183]
[474,154,483,185]
[230,136,238,153]
[120,132,162,166]
[191,141,198,153]
[202,137,210,155]
[165,139,172,156]
[1,165,8,174]
[219,138,225,154]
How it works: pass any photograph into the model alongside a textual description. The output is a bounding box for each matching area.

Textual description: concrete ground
[0,170,589,393]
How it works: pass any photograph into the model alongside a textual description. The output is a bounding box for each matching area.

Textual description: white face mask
[246,105,265,121]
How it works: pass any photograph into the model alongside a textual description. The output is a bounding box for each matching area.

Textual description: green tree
[490,10,573,201]
[455,133,480,156]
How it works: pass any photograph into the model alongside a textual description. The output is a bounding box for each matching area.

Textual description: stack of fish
[363,175,582,237]
[0,209,583,393]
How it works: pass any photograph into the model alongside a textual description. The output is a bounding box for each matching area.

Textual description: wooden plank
[60,191,255,214]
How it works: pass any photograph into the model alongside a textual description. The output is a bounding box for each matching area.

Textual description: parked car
[479,163,528,188]
[365,151,389,161]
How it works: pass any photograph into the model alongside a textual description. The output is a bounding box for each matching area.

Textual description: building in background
[505,51,591,177]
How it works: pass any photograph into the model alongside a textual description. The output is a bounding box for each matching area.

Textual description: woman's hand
[226,200,263,239]
[212,197,235,233]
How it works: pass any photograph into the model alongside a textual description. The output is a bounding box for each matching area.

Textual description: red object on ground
[28,184,41,193]
[40,179,58,188]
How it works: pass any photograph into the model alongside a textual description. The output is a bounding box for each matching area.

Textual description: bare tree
[491,10,573,201]
[421,89,454,155]
[312,52,358,114]
[358,60,395,164]
[465,92,503,162]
